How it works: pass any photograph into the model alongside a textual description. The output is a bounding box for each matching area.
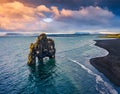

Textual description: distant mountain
[47,33,91,37]
[1,32,91,37]
[5,33,23,36]
[74,32,90,35]
[0,32,101,37]
[1,32,39,36]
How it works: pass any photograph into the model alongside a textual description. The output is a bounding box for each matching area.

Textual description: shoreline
[90,39,120,86]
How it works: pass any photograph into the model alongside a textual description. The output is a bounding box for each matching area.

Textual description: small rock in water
[27,33,56,65]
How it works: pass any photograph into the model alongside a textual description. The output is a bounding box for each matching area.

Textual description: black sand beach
[90,39,120,86]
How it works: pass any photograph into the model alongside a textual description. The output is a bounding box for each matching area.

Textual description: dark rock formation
[27,33,56,65]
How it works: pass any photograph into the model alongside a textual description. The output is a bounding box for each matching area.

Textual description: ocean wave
[68,58,118,94]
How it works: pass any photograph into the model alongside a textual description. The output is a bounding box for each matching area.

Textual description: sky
[0,0,120,34]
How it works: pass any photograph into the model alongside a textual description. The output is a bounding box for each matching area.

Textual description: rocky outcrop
[27,33,56,65]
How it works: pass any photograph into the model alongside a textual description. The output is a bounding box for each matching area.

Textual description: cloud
[60,9,72,17]
[56,6,114,24]
[37,5,51,13]
[51,6,60,16]
[1,0,120,16]
[45,6,115,33]
[0,1,35,30]
[0,1,50,30]
[0,1,119,33]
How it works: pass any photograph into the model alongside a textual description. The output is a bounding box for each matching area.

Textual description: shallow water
[0,35,119,94]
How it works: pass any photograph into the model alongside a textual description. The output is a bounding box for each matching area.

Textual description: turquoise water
[0,35,119,94]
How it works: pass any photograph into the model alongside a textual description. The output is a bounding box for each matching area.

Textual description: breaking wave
[68,58,118,94]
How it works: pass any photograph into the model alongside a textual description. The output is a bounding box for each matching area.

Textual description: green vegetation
[100,34,120,38]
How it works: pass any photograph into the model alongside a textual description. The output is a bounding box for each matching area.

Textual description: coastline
[90,39,120,86]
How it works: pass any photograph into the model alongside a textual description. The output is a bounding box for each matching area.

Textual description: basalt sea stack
[27,33,56,65]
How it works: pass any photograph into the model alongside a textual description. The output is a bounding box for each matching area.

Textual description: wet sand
[90,39,120,86]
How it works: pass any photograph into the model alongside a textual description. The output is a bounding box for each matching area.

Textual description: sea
[0,35,120,94]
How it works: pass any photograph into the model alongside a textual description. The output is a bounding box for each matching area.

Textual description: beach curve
[90,39,120,86]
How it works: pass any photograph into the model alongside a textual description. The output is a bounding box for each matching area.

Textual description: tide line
[68,58,118,94]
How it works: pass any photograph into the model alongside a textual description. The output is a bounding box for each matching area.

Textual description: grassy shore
[100,34,120,38]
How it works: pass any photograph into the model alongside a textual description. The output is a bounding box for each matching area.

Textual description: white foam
[68,58,118,94]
